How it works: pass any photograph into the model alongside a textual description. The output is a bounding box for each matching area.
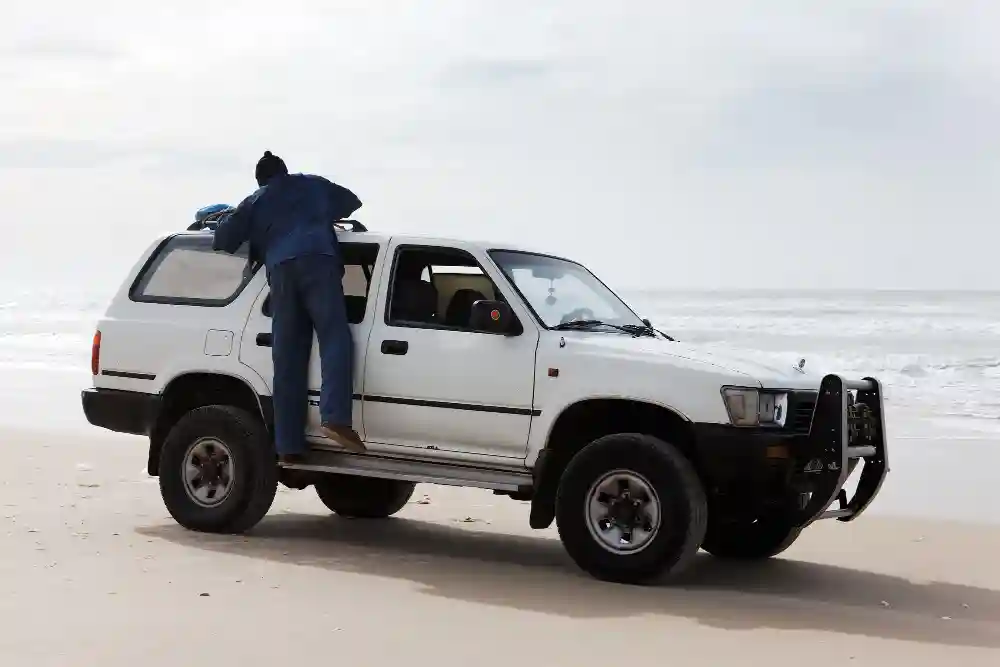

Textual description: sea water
[631,289,1000,439]
[1,285,998,439]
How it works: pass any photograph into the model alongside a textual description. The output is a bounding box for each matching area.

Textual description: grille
[788,393,817,433]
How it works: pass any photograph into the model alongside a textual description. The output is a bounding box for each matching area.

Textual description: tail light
[91,330,101,376]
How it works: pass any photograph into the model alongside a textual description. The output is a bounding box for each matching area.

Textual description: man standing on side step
[212,150,367,463]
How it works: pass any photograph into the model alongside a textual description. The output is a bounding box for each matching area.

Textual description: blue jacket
[212,173,362,272]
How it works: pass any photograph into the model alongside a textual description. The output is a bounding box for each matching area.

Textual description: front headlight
[721,387,789,427]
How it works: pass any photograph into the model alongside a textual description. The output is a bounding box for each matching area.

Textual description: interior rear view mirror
[530,266,561,281]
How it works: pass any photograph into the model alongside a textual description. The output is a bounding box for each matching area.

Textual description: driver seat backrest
[444,288,487,327]
[391,280,438,324]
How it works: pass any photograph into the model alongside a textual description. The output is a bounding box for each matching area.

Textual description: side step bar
[279,448,534,492]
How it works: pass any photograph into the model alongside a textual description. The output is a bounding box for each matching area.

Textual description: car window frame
[129,233,258,307]
[260,241,381,323]
[383,244,517,334]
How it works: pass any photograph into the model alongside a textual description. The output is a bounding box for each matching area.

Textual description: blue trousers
[269,254,354,455]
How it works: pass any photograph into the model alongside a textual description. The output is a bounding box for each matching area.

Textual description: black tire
[158,405,277,534]
[555,433,707,585]
[314,474,415,519]
[700,514,802,560]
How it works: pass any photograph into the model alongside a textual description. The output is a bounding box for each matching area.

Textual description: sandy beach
[4,0,1000,661]
[2,412,999,666]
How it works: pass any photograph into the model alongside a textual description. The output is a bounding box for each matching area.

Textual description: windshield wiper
[618,324,659,339]
[620,323,676,341]
[552,320,649,338]
[551,319,606,330]
[551,319,678,341]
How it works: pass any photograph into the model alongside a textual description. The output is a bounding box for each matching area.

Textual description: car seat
[444,289,487,328]
[391,281,438,324]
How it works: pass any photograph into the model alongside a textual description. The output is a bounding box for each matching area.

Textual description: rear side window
[130,235,254,306]
[260,242,380,324]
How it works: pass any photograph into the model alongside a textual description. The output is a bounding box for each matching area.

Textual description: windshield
[489,250,646,329]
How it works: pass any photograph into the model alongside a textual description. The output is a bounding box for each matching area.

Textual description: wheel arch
[148,371,272,476]
[529,397,700,530]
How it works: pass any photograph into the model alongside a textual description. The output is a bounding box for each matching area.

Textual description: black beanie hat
[255,150,288,186]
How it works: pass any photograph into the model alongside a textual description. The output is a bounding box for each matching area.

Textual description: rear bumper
[81,388,161,436]
[693,374,889,527]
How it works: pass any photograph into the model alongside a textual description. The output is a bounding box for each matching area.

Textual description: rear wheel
[314,474,415,519]
[555,433,707,585]
[158,405,277,534]
[700,514,802,560]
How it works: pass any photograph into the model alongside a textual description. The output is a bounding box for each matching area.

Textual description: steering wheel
[560,307,595,324]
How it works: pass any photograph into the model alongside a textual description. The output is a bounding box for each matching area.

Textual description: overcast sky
[1,1,997,292]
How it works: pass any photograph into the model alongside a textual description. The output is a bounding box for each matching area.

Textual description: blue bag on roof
[188,203,233,230]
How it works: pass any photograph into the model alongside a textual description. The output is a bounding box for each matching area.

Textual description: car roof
[172,224,571,261]
[376,230,552,255]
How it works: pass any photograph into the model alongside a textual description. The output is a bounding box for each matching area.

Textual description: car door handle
[381,339,408,355]
[256,333,272,347]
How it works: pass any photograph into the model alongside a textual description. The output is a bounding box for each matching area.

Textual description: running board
[279,449,534,492]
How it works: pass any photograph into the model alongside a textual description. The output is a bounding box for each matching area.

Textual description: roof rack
[186,205,369,234]
[187,204,233,231]
[333,219,368,233]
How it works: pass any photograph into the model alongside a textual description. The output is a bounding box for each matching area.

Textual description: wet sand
[2,426,999,665]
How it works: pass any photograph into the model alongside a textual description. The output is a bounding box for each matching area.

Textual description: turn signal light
[91,330,101,376]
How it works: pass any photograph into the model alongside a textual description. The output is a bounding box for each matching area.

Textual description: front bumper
[692,374,889,527]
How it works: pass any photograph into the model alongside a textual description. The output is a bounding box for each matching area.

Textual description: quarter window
[130,235,253,306]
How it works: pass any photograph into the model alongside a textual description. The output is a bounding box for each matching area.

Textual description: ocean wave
[1,288,998,427]
[928,358,1000,371]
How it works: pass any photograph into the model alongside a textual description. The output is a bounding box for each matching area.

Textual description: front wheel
[555,433,707,585]
[314,474,415,519]
[158,405,278,534]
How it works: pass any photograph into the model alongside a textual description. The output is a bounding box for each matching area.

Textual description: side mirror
[642,318,652,328]
[469,300,519,335]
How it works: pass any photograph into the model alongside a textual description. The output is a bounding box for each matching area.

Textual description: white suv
[81,216,889,584]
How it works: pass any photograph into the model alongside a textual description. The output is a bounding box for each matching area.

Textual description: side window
[340,243,378,323]
[130,235,253,306]
[261,242,379,325]
[387,246,503,330]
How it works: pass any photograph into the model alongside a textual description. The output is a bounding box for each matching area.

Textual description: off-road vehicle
[81,211,889,584]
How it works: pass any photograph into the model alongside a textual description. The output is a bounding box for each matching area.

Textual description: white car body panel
[358,237,541,460]
[90,228,827,469]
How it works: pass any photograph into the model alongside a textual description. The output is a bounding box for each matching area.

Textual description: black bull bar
[791,374,890,527]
